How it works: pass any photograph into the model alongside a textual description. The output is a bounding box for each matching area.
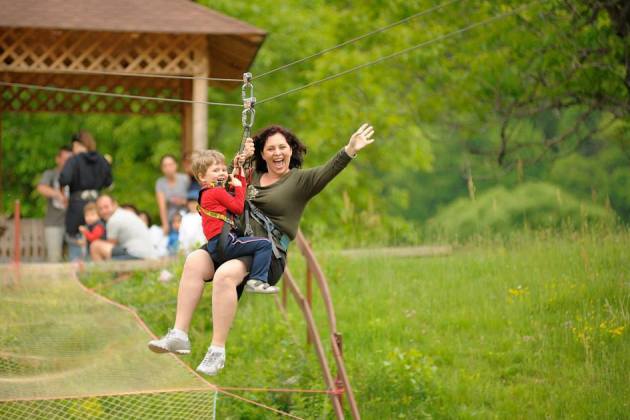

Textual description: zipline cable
[0,81,242,107]
[253,0,466,80]
[24,68,243,82]
[257,1,539,105]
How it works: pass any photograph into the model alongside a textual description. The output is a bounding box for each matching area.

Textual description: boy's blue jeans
[206,232,272,282]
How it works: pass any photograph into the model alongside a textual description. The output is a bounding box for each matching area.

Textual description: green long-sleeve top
[245,147,353,240]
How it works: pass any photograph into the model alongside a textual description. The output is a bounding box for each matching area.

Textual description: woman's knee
[214,259,248,288]
[182,250,214,280]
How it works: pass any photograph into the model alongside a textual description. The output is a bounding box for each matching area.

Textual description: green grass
[80,229,630,419]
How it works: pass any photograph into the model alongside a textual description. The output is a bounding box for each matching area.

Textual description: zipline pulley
[240,72,256,150]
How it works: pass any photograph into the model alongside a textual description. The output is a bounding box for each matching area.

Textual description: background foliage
[2,0,629,244]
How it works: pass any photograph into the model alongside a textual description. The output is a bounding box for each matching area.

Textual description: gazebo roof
[0,0,266,80]
[0,0,266,35]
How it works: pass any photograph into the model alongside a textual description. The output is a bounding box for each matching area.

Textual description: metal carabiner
[243,96,256,110]
[242,107,255,129]
[242,73,254,102]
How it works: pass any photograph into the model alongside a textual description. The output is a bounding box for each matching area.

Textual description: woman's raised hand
[346,123,375,156]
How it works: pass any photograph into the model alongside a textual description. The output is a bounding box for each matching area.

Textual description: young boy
[193,149,277,294]
[78,202,105,256]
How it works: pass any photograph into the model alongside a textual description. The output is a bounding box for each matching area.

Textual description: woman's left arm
[301,124,375,197]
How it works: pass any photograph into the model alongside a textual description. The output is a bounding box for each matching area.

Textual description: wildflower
[610,326,625,336]
[508,285,529,297]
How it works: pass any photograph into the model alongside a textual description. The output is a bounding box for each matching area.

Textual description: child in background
[78,202,106,256]
[167,212,182,255]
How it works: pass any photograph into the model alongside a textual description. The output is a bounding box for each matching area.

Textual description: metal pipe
[283,268,345,419]
[295,230,337,332]
[306,259,313,345]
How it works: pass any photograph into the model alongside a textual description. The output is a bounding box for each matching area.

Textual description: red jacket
[83,222,105,243]
[199,175,246,240]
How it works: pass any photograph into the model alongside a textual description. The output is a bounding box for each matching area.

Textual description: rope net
[0,266,217,419]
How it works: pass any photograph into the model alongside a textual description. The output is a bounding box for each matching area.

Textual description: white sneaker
[196,350,226,376]
[245,279,279,294]
[148,329,191,354]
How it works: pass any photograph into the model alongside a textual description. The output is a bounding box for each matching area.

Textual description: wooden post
[0,110,3,212]
[181,79,193,157]
[13,200,20,266]
[192,69,208,151]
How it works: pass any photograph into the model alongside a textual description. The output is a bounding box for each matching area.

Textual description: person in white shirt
[178,199,206,254]
[91,195,157,261]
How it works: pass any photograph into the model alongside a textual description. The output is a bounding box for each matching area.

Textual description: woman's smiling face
[262,132,292,177]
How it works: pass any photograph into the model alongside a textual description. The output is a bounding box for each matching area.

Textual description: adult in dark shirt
[59,131,112,260]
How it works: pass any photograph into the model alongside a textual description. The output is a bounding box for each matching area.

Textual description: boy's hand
[229,174,242,187]
[232,154,246,177]
[78,226,87,234]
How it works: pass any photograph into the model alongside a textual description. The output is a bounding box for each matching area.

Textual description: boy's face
[199,162,228,186]
[84,210,99,225]
[186,200,197,213]
[172,217,182,231]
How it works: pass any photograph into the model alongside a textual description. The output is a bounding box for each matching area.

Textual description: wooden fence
[0,218,47,263]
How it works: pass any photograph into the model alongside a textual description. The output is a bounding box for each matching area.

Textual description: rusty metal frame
[280,230,361,419]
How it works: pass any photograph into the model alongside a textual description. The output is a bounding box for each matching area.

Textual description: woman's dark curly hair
[253,125,307,173]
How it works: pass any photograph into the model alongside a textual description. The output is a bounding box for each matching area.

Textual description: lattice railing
[0,27,209,114]
[0,72,185,114]
[0,28,207,75]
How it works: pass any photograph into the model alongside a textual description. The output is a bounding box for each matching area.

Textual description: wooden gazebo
[0,0,266,154]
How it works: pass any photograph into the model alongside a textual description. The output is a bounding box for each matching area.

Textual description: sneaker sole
[148,343,191,355]
[244,287,279,294]
[196,366,224,376]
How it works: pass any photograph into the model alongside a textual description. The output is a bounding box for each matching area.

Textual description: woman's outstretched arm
[299,123,376,197]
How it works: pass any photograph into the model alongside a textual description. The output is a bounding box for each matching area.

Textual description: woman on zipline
[149,123,375,375]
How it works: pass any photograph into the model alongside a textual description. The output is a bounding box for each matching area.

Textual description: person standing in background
[155,154,189,234]
[60,131,113,261]
[36,145,73,262]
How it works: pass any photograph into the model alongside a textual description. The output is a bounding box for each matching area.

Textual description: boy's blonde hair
[83,202,98,215]
[191,149,226,182]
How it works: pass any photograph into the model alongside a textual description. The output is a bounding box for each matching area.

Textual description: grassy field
[81,229,629,419]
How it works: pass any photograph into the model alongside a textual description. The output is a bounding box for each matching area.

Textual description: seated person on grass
[90,195,157,261]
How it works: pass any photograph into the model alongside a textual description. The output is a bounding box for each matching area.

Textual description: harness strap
[197,188,239,263]
[196,204,237,229]
[246,201,289,259]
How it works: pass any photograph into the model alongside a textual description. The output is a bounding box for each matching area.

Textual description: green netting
[0,266,215,419]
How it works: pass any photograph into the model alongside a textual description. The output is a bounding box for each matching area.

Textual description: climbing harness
[244,201,290,259]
